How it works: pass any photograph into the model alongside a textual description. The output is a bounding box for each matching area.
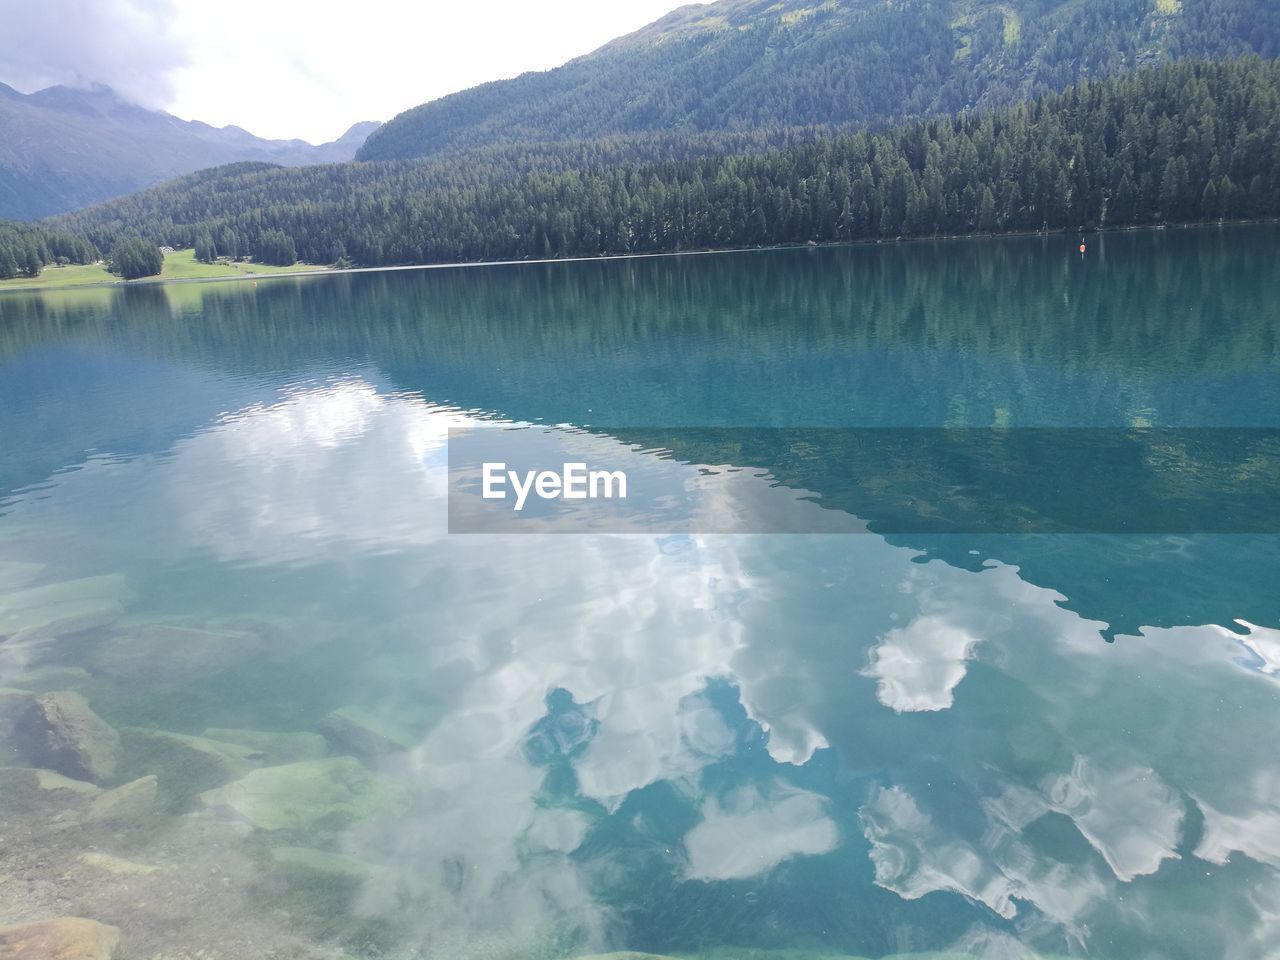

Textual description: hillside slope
[0,83,379,220]
[358,0,1280,163]
[52,59,1280,268]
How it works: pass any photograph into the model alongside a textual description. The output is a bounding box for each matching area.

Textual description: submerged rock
[0,688,34,759]
[7,666,94,694]
[0,574,129,643]
[202,728,328,764]
[119,728,264,810]
[319,705,426,757]
[199,757,409,831]
[0,916,120,959]
[92,622,259,681]
[0,766,102,816]
[80,851,159,876]
[85,774,158,824]
[15,691,120,783]
[32,768,103,796]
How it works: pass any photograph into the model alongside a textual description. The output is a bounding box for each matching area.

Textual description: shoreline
[2,217,1274,295]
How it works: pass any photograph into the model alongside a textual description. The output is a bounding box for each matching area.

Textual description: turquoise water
[1,226,1279,959]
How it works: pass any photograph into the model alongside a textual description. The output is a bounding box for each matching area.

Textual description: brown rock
[15,692,120,783]
[85,775,158,824]
[0,916,120,959]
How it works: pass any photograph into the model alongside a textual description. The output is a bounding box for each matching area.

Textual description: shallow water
[1,227,1279,960]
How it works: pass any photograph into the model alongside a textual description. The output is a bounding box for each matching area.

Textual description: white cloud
[0,0,188,108]
[1042,756,1184,882]
[173,1,704,142]
[1,1,705,142]
[1195,769,1280,870]
[863,613,980,712]
[862,784,1021,919]
[683,782,839,881]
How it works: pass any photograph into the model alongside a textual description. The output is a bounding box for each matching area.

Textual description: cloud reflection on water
[4,378,1280,959]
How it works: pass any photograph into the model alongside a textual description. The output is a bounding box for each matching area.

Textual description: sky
[0,0,704,144]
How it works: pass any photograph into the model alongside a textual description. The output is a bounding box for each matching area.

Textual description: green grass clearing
[1003,7,1022,43]
[0,249,325,292]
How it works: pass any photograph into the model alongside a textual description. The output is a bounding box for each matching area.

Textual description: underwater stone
[15,691,120,783]
[201,728,329,764]
[8,666,94,694]
[91,623,259,681]
[85,774,158,824]
[0,766,104,809]
[0,574,129,642]
[0,688,35,756]
[199,757,409,831]
[119,728,264,810]
[34,768,104,796]
[80,851,159,876]
[319,705,424,757]
[0,916,121,959]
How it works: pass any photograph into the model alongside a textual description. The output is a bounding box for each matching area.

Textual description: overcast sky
[0,0,703,143]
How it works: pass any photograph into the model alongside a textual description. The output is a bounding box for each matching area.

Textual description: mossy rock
[85,774,158,823]
[270,844,384,882]
[200,757,409,832]
[92,622,259,681]
[319,704,429,757]
[7,666,94,694]
[202,727,329,764]
[119,727,264,810]
[0,573,129,641]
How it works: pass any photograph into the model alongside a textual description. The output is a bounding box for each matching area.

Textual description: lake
[1,225,1279,960]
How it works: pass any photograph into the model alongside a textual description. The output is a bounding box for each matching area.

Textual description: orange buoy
[1079,243,1087,254]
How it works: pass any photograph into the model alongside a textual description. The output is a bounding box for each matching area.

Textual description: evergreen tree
[42,58,1280,271]
[194,233,217,263]
[107,237,164,279]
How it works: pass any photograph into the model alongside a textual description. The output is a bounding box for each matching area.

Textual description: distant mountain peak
[0,81,379,219]
[25,81,136,113]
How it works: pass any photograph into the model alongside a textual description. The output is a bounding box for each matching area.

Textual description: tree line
[47,57,1280,270]
[0,222,99,280]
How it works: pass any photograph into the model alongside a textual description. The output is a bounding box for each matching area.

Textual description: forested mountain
[0,82,379,220]
[358,0,1280,163]
[44,58,1280,271]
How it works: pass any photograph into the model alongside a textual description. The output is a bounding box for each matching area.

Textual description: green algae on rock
[0,574,129,642]
[91,622,261,681]
[202,728,329,764]
[319,704,430,757]
[119,728,265,810]
[7,666,95,694]
[85,774,158,824]
[199,757,409,831]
